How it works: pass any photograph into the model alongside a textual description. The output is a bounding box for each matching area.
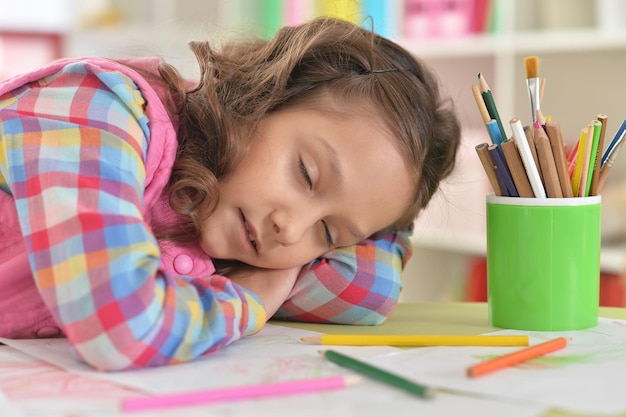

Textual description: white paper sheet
[0,324,544,417]
[0,390,25,417]
[2,325,395,393]
[0,344,137,417]
[357,317,626,414]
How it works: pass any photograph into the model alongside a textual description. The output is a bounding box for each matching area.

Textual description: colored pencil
[567,139,580,178]
[589,114,608,195]
[534,121,563,198]
[489,144,518,197]
[302,334,529,347]
[524,124,544,183]
[467,337,568,378]
[510,118,546,198]
[544,119,573,197]
[471,83,491,125]
[598,131,625,191]
[577,123,596,197]
[478,73,507,143]
[322,350,434,398]
[486,119,505,146]
[476,143,503,196]
[602,117,626,166]
[571,126,590,196]
[501,139,534,197]
[121,375,360,412]
[583,120,602,196]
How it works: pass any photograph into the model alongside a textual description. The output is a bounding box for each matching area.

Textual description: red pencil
[467,337,568,378]
[567,140,580,178]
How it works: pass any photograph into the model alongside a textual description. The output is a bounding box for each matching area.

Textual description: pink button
[36,326,61,338]
[173,254,193,275]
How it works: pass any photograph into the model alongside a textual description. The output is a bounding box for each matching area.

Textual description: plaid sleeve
[274,228,412,325]
[0,62,266,370]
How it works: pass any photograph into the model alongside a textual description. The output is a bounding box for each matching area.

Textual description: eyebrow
[317,136,366,244]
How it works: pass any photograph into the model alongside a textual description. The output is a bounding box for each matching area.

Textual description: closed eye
[299,158,313,189]
[299,158,332,247]
[322,220,333,248]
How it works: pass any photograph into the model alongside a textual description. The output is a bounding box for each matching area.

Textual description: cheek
[297,242,329,265]
[230,159,281,191]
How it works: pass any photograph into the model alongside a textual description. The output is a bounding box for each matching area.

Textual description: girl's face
[199,98,414,269]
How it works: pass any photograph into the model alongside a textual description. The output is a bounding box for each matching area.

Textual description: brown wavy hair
[154,16,460,246]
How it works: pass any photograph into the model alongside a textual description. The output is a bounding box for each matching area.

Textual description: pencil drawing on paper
[0,350,136,399]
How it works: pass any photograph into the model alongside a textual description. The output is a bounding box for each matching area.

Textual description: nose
[270,207,317,246]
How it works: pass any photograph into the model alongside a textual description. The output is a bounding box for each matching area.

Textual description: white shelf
[397,29,626,60]
[510,29,626,54]
[0,0,74,33]
[398,34,511,59]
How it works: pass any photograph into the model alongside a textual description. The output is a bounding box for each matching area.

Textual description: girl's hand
[229,266,300,318]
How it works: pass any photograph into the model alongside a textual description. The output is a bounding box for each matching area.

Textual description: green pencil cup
[487,194,601,331]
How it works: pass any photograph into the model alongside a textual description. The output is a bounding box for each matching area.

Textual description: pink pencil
[122,375,360,412]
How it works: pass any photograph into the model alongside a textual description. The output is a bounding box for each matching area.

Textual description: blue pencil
[487,120,505,146]
[488,144,519,197]
[602,118,626,166]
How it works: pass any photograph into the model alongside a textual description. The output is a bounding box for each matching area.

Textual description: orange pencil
[467,337,568,378]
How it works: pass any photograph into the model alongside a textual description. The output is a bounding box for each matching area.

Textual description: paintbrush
[524,56,540,124]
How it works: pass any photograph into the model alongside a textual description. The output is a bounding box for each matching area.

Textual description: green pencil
[478,72,507,143]
[322,350,434,399]
[584,120,602,196]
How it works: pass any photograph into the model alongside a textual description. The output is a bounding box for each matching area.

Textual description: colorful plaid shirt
[0,59,412,370]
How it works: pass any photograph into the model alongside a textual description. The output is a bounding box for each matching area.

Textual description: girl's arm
[228,266,301,318]
[274,228,412,325]
[0,61,267,370]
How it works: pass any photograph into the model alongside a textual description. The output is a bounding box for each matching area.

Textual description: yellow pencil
[571,126,589,197]
[301,334,529,347]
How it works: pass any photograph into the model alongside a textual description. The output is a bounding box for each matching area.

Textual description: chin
[198,241,222,260]
[242,259,293,270]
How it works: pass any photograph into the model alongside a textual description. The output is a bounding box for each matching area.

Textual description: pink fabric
[0,57,214,338]
[0,192,59,337]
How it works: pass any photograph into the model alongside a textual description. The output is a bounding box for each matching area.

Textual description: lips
[240,209,258,253]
